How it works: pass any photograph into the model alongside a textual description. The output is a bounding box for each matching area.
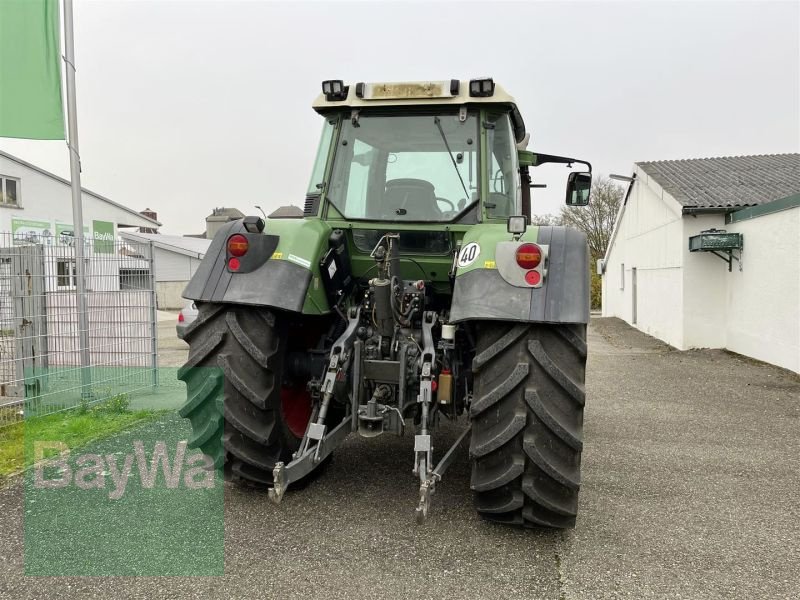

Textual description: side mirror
[566,172,591,206]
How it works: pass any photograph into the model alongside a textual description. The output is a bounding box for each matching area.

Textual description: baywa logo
[93,230,114,242]
[34,440,216,499]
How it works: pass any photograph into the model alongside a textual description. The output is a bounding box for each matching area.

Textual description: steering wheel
[397,191,446,219]
[383,179,445,220]
[435,197,455,212]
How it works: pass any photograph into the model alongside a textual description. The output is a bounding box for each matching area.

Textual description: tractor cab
[307,78,590,227]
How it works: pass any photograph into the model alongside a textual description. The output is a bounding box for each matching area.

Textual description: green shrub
[590,270,602,310]
[90,393,131,415]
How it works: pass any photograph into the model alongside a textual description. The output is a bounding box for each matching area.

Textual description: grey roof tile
[636,153,800,209]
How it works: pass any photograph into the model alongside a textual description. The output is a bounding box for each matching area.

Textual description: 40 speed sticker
[457,242,481,268]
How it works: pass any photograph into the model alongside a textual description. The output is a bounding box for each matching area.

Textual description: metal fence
[0,232,157,428]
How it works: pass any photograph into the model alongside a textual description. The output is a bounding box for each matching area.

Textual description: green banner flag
[0,0,65,140]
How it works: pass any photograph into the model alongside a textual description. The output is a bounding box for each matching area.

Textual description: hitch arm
[269,415,353,504]
[297,306,362,458]
[413,312,438,483]
[270,307,361,504]
[415,425,471,524]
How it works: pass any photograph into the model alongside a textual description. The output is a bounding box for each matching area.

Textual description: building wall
[603,168,799,372]
[151,248,203,309]
[156,281,190,310]
[153,248,203,283]
[0,154,154,233]
[681,214,729,349]
[602,167,686,348]
[724,206,799,372]
[46,290,154,367]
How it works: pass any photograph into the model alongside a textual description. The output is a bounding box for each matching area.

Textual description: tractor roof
[312,79,526,142]
[312,79,517,111]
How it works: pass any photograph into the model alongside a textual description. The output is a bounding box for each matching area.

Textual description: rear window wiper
[433,116,469,201]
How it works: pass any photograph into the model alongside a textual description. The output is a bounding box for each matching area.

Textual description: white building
[601,154,800,374]
[0,150,159,239]
[0,151,161,398]
[119,231,211,309]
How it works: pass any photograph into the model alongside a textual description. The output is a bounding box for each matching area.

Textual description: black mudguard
[182,220,310,312]
[449,226,590,324]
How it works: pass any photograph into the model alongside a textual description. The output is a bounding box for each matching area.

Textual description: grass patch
[0,397,164,479]
[0,404,23,423]
[0,422,24,478]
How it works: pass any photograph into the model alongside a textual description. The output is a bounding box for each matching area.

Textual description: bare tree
[530,213,562,227]
[559,175,624,258]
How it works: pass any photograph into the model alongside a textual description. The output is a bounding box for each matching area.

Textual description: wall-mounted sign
[10,218,116,253]
[11,217,54,245]
[92,220,115,254]
[55,221,90,246]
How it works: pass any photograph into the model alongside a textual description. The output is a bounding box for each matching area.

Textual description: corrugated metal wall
[154,248,203,283]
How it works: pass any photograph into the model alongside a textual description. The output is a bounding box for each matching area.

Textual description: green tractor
[179,78,591,528]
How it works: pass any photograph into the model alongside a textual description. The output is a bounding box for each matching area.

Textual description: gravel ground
[0,317,798,599]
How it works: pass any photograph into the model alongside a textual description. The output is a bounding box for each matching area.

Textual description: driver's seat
[380,178,439,220]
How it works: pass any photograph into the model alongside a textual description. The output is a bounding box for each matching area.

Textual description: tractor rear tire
[470,322,587,528]
[178,303,313,487]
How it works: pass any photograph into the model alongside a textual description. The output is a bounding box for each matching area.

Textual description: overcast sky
[1,0,798,234]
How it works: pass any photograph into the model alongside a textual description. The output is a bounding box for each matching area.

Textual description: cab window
[327,112,479,222]
[486,114,520,219]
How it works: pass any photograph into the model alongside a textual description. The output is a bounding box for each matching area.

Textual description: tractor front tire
[470,322,587,528]
[178,303,311,486]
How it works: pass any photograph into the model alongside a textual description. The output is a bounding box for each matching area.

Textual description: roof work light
[469,77,495,97]
[322,80,347,101]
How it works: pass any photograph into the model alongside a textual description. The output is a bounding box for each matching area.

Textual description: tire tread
[179,303,302,488]
[470,322,587,529]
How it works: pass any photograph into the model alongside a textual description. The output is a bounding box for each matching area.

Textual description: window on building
[0,176,20,206]
[620,263,625,290]
[120,268,151,290]
[57,259,77,288]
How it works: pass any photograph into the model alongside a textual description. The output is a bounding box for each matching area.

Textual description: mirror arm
[520,167,531,220]
[531,152,592,173]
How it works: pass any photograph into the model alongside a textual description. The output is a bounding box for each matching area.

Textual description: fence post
[148,240,158,389]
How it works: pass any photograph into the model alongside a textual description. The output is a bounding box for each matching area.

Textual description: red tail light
[524,270,541,286]
[228,257,241,271]
[516,243,542,269]
[227,234,249,257]
[178,311,185,323]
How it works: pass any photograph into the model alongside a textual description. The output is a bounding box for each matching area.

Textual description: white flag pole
[62,0,92,398]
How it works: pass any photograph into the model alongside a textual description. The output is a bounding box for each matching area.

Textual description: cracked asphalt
[1,317,798,599]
